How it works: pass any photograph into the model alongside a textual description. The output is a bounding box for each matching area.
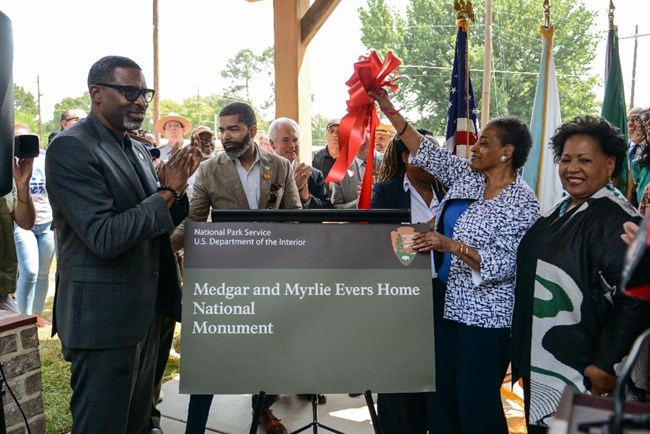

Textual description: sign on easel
[180,221,436,394]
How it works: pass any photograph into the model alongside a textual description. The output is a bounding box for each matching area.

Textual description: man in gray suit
[172,102,300,434]
[331,133,383,208]
[45,55,200,434]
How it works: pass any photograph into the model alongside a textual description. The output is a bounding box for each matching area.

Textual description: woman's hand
[13,157,34,188]
[584,364,616,396]
[412,230,454,253]
[621,221,639,247]
[368,88,397,115]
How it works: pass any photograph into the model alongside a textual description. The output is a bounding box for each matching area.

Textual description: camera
[14,134,40,158]
[640,111,650,124]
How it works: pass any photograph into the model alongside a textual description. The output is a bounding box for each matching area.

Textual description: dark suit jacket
[332,153,383,209]
[304,167,332,209]
[45,113,185,349]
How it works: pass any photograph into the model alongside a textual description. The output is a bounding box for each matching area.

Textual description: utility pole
[630,24,638,107]
[480,0,493,127]
[36,75,42,140]
[153,0,160,143]
[197,88,201,125]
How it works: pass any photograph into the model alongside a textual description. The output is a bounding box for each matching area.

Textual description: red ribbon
[325,51,402,209]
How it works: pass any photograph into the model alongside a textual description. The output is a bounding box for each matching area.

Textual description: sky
[0,0,648,125]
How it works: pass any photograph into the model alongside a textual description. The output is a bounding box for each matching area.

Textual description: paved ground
[157,380,378,434]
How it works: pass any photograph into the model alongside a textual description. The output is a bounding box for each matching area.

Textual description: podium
[549,328,650,434]
[203,210,417,434]
[548,387,650,433]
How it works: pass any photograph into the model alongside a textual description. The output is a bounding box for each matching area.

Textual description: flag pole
[630,24,639,107]
[601,0,630,196]
[523,0,563,211]
[480,0,492,127]
[535,0,552,196]
[543,0,550,28]
[454,0,475,158]
[604,0,616,81]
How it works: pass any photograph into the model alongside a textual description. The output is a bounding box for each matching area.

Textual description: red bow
[325,51,401,209]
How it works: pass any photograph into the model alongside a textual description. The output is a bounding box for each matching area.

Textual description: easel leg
[250,391,266,434]
[290,394,345,434]
[364,391,382,434]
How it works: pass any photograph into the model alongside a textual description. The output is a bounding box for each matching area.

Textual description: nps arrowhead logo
[390,226,418,266]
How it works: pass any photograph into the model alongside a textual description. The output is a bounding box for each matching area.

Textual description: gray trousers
[62,311,161,434]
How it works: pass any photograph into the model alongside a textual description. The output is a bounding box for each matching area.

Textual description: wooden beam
[273,0,341,163]
[273,0,313,162]
[301,0,342,46]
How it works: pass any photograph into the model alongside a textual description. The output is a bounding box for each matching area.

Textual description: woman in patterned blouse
[370,88,540,434]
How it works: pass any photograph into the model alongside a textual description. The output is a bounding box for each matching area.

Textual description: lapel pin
[137,152,145,160]
[263,172,271,180]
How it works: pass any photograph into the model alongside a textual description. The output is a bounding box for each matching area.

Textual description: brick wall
[0,312,45,434]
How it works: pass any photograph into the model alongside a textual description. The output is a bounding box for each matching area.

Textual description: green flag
[601,28,629,195]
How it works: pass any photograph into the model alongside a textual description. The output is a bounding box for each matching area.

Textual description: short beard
[224,133,251,159]
[123,117,143,132]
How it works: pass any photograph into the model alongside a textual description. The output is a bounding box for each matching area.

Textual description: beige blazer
[172,147,301,248]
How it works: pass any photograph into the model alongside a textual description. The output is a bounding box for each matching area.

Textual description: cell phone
[14,134,40,158]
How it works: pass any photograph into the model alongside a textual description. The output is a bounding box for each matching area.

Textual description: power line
[401,64,591,79]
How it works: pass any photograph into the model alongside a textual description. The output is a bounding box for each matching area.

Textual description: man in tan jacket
[171,102,300,434]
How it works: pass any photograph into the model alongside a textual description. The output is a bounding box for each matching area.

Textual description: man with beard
[45,55,201,434]
[171,101,300,434]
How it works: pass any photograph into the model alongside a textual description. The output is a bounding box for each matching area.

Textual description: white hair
[268,117,300,141]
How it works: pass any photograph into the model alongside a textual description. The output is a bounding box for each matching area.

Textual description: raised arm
[368,88,420,155]
[12,157,35,230]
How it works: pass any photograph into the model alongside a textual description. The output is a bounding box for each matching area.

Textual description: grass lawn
[38,293,181,433]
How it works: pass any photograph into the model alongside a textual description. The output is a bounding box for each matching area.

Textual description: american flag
[444,24,478,158]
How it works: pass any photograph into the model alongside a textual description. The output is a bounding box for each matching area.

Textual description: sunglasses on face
[94,83,155,103]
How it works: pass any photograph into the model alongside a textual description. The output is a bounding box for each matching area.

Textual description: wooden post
[630,24,638,107]
[272,0,340,164]
[153,0,160,142]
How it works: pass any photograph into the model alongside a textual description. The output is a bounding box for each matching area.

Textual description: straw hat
[155,113,192,136]
[376,119,396,134]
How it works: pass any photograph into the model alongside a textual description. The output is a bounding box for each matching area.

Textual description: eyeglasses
[64,117,80,122]
[94,83,155,103]
[327,127,339,134]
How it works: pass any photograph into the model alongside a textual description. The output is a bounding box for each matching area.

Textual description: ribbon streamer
[326,51,401,209]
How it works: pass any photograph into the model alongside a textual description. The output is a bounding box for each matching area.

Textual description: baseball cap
[326,118,341,130]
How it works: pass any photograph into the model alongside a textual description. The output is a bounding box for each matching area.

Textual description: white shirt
[234,153,261,209]
[403,175,440,278]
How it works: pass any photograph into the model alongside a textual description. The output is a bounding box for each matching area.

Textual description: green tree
[220,47,275,121]
[44,93,92,134]
[13,84,39,131]
[311,113,330,148]
[358,0,599,134]
[156,94,269,138]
